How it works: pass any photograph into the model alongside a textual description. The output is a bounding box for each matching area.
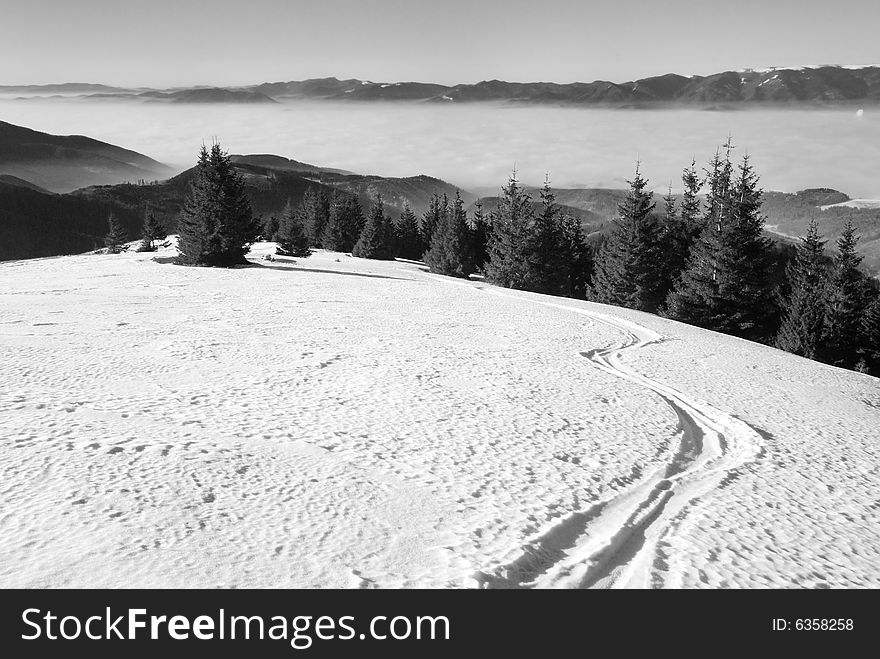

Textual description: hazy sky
[2,0,878,87]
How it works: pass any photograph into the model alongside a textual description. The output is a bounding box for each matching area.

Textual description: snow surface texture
[1,242,878,588]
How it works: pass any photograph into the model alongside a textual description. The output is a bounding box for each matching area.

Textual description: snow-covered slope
[1,243,877,588]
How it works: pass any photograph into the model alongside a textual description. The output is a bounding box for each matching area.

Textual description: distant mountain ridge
[0,120,173,192]
[5,65,879,105]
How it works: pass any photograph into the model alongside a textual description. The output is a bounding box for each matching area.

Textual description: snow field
[0,241,877,587]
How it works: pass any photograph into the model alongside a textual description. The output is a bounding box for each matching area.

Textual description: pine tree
[717,154,776,339]
[664,148,733,328]
[664,145,775,339]
[352,195,395,259]
[139,209,167,251]
[484,172,534,289]
[658,185,690,301]
[105,213,127,253]
[588,164,664,311]
[679,158,703,232]
[424,191,476,277]
[104,212,127,253]
[176,143,261,266]
[468,199,491,272]
[859,293,880,372]
[824,220,869,367]
[322,195,364,252]
[522,176,567,295]
[559,214,592,299]
[263,215,280,242]
[775,219,828,359]
[420,193,447,256]
[395,203,422,260]
[275,201,312,257]
[299,188,331,247]
[662,160,704,295]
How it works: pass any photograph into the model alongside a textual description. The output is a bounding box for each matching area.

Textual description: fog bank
[1,99,878,197]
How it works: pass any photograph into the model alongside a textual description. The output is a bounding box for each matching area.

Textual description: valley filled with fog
[1,97,878,196]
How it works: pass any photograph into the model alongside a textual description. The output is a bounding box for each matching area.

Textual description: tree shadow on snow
[152,254,410,281]
[245,261,410,281]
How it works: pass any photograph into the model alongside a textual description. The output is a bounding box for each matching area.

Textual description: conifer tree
[468,199,491,272]
[664,148,733,327]
[140,209,167,251]
[352,195,395,259]
[395,203,422,260]
[424,191,476,277]
[420,193,447,256]
[588,164,664,311]
[824,220,869,366]
[658,185,691,301]
[679,158,703,232]
[263,214,280,242]
[717,154,776,338]
[559,213,592,299]
[664,144,775,340]
[299,187,331,247]
[322,195,364,252]
[275,201,312,258]
[859,293,880,372]
[484,172,534,289]
[176,143,261,266]
[522,176,567,295]
[775,220,829,359]
[104,212,127,253]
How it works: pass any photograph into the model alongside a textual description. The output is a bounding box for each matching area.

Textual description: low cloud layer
[2,98,878,197]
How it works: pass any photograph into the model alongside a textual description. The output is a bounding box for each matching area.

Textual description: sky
[1,0,878,87]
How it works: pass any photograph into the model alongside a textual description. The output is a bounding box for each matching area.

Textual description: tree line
[112,140,879,377]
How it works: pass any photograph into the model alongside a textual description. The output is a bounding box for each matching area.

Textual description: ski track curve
[420,274,765,589]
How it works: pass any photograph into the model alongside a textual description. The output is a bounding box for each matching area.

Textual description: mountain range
[4,65,879,106]
[0,120,173,192]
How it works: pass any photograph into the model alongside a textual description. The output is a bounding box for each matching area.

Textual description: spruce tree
[176,143,261,266]
[139,209,167,251]
[859,293,880,373]
[395,203,422,260]
[679,158,703,233]
[824,220,869,366]
[468,199,491,272]
[560,213,592,299]
[484,172,534,289]
[322,195,364,252]
[420,193,447,256]
[275,201,312,258]
[588,164,664,311]
[717,154,776,339]
[263,214,280,242]
[775,219,828,359]
[104,212,127,253]
[352,195,395,259]
[658,185,691,301]
[424,191,476,277]
[664,144,775,340]
[522,176,567,295]
[665,160,704,292]
[664,148,733,328]
[299,188,331,247]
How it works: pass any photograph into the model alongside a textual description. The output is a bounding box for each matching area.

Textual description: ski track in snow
[1,244,878,588]
[421,280,766,589]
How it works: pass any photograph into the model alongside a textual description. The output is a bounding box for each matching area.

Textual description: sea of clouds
[1,97,877,197]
